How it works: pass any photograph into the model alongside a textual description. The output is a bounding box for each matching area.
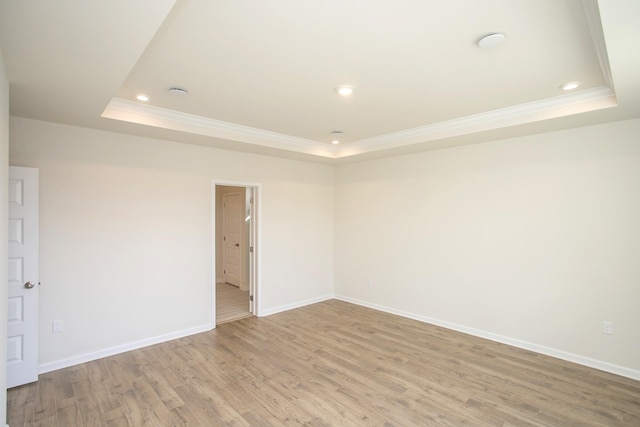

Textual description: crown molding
[103,84,616,160]
[102,98,339,158]
[337,85,616,157]
[583,0,613,89]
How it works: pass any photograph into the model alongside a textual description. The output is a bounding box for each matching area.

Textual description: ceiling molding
[104,84,616,160]
[338,86,617,157]
[583,0,614,89]
[102,98,338,158]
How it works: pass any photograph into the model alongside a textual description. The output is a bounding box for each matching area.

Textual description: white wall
[9,117,334,369]
[0,46,10,426]
[7,113,639,381]
[335,118,640,377]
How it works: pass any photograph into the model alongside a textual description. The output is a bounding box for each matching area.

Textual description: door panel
[7,166,39,388]
[223,192,242,286]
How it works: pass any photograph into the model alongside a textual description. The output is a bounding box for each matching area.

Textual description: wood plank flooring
[8,300,640,426]
[216,282,251,324]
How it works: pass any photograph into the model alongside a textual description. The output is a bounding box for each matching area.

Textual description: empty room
[0,0,639,426]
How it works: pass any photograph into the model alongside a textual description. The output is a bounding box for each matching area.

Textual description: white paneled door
[7,166,39,388]
[223,192,242,287]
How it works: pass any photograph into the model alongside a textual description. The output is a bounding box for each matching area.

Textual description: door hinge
[250,197,254,204]
[249,295,254,301]
[224,269,226,274]
[249,246,254,253]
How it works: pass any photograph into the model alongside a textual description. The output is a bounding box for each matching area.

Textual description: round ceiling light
[336,85,354,96]
[169,87,188,96]
[331,131,343,145]
[477,33,506,49]
[561,81,580,91]
[135,94,149,102]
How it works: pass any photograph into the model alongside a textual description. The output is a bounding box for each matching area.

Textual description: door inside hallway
[223,192,242,287]
[215,184,255,324]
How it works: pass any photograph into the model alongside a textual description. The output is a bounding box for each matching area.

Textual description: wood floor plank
[173,382,244,426]
[8,299,640,426]
[72,379,108,427]
[118,388,157,427]
[56,404,82,427]
[266,371,391,426]
[30,415,58,427]
[32,377,57,423]
[129,375,184,426]
[7,379,37,426]
[138,363,185,411]
[217,282,252,324]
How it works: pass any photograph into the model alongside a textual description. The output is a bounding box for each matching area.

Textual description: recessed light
[135,94,149,102]
[331,131,343,144]
[168,87,188,96]
[561,81,580,91]
[477,33,506,49]
[336,85,354,96]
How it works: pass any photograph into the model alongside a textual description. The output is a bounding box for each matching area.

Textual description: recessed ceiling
[1,0,639,163]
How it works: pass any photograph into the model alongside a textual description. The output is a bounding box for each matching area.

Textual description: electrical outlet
[602,321,613,335]
[52,320,64,333]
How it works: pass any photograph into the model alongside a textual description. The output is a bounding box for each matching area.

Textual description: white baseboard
[36,295,640,382]
[38,323,214,374]
[334,294,640,381]
[37,291,334,375]
[259,294,334,317]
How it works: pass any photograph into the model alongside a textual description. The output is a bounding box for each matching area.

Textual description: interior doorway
[213,181,259,326]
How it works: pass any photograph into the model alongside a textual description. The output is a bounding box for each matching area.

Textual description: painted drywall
[7,112,639,381]
[334,118,640,375]
[9,117,334,368]
[0,46,10,425]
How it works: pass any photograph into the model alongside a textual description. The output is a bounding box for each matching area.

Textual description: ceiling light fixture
[561,81,580,91]
[331,131,343,145]
[168,87,188,96]
[135,94,149,102]
[477,33,506,49]
[336,85,354,96]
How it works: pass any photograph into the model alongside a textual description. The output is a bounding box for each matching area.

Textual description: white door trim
[211,179,262,328]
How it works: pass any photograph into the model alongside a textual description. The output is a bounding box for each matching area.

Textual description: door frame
[211,179,261,328]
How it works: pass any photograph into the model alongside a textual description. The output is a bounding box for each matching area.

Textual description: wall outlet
[602,321,613,335]
[52,320,64,333]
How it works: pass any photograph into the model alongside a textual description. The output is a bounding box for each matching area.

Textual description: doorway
[213,181,260,326]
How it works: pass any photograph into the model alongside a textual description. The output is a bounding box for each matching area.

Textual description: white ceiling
[1,0,639,163]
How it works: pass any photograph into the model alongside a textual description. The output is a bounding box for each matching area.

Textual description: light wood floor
[216,282,252,324]
[8,300,640,426]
